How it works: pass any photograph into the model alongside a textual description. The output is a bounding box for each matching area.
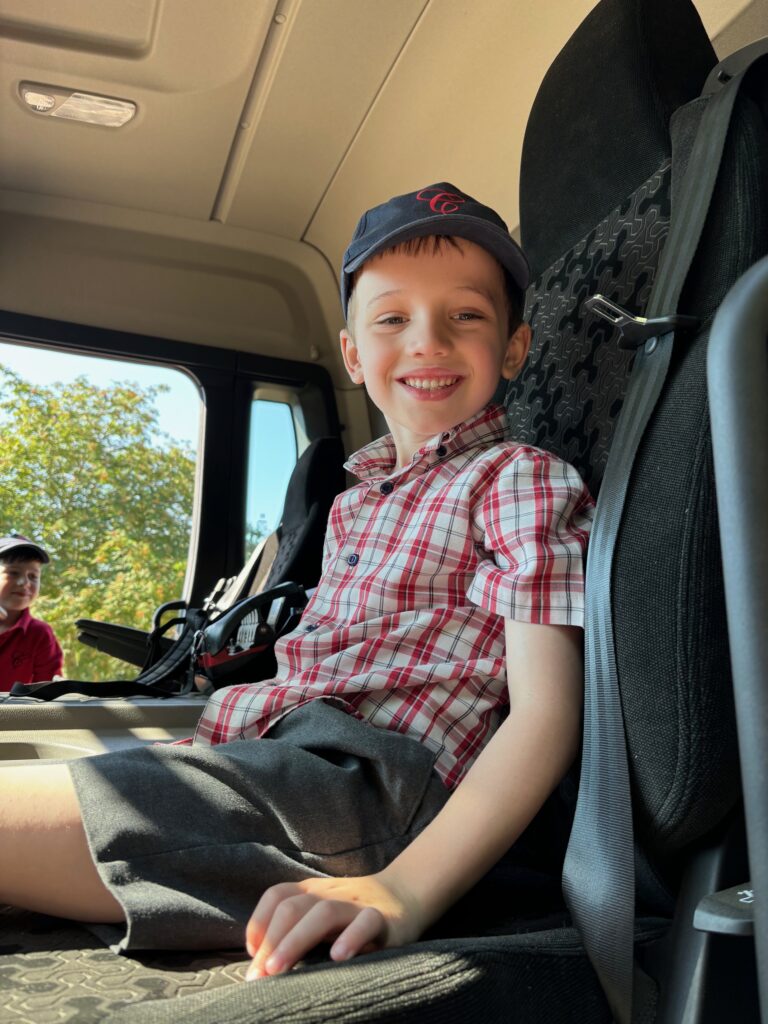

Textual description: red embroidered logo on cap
[416,187,466,214]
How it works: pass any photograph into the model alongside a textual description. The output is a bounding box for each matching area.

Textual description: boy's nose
[405,318,451,356]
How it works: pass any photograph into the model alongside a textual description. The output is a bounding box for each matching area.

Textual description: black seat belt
[561,59,763,1024]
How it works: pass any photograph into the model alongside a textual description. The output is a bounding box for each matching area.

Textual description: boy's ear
[340,329,365,385]
[501,322,532,380]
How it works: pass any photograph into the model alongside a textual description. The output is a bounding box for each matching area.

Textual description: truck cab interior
[1,1,767,1022]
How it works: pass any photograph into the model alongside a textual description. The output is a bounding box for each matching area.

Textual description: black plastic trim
[707,254,768,1022]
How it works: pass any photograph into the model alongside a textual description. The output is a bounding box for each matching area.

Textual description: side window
[0,340,201,680]
[245,392,299,554]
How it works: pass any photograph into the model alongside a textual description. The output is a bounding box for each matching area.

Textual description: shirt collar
[346,403,509,482]
[2,607,32,635]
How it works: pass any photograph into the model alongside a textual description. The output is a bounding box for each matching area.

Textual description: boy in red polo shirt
[0,534,64,689]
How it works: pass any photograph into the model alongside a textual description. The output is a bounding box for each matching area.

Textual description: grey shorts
[68,701,449,953]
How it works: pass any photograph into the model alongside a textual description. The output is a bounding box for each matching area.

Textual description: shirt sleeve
[467,450,594,626]
[31,622,64,682]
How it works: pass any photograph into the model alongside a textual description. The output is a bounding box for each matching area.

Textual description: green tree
[0,366,196,679]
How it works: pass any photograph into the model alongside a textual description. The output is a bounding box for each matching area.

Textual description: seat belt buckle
[584,295,700,350]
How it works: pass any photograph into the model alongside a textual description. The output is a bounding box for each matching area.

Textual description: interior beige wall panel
[0,1,275,218]
[695,0,762,39]
[0,194,345,375]
[708,0,768,55]
[305,0,764,278]
[225,0,426,238]
[305,0,599,276]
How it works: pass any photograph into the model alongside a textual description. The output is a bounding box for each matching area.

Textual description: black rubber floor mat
[0,906,249,1024]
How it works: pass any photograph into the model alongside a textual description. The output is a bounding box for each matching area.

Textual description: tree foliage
[0,366,197,679]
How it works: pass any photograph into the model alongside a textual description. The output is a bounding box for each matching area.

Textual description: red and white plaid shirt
[194,404,593,788]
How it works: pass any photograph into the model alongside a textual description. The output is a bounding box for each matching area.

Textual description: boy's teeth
[403,377,458,390]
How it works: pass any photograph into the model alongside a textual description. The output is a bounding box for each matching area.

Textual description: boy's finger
[249,899,357,979]
[245,882,303,955]
[248,893,321,975]
[330,906,387,962]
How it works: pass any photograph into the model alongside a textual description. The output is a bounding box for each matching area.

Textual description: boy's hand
[244,873,422,980]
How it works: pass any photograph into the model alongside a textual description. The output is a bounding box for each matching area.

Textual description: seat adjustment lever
[693,882,755,936]
[584,294,700,349]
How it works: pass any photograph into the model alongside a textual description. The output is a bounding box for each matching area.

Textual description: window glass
[245,398,298,553]
[0,340,200,681]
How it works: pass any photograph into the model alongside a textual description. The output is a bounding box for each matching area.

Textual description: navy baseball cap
[341,182,530,317]
[0,534,50,564]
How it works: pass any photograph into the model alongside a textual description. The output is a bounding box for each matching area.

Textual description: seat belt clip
[584,295,699,349]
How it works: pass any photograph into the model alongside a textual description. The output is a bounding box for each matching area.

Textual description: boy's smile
[341,239,530,467]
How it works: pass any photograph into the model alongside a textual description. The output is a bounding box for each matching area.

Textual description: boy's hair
[0,547,45,567]
[345,235,525,337]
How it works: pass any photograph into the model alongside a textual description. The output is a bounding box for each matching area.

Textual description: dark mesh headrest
[520,0,715,279]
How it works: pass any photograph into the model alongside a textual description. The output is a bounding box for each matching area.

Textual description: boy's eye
[376,315,407,326]
[453,311,483,321]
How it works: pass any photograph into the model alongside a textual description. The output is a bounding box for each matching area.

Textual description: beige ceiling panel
[2,77,249,217]
[0,0,156,57]
[0,1,271,91]
[0,1,275,216]
[695,0,759,37]
[226,0,426,237]
[305,0,600,275]
[709,0,768,55]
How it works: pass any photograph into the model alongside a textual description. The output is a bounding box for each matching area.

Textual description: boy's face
[340,239,530,466]
[0,558,42,614]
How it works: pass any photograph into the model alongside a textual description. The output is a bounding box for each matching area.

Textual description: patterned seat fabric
[505,0,715,498]
[507,161,670,495]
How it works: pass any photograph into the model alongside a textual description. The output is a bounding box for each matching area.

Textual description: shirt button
[347,553,360,566]
[380,481,394,495]
[436,445,447,457]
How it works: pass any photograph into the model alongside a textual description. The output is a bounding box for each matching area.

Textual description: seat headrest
[280,436,345,533]
[520,0,716,278]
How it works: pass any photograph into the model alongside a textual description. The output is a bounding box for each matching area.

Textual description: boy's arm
[245,619,583,979]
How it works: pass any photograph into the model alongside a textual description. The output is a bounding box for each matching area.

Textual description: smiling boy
[0,534,63,689]
[0,184,593,981]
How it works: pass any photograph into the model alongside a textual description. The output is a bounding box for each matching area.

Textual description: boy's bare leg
[0,763,125,922]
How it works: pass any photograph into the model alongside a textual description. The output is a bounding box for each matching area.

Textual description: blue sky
[0,340,295,532]
[0,340,200,447]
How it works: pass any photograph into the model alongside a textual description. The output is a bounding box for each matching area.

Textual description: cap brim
[0,539,50,563]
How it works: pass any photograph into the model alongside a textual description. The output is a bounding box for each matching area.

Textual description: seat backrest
[215,435,345,611]
[507,0,714,498]
[509,0,768,868]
